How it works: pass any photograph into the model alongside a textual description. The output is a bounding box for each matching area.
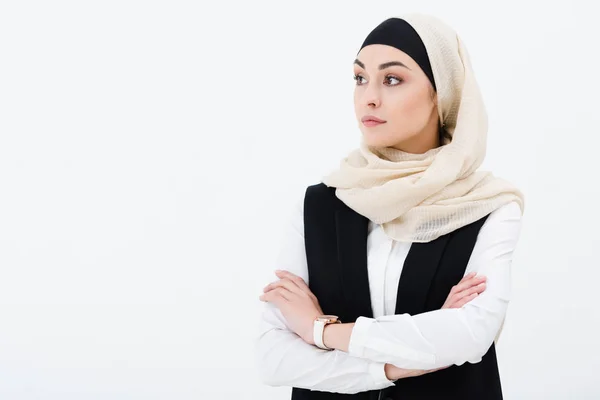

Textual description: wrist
[322,322,337,349]
[323,321,354,352]
[312,315,341,350]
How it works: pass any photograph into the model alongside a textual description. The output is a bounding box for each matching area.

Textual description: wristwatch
[313,315,341,350]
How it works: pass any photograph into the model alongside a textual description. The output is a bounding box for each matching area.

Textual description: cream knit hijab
[322,13,525,243]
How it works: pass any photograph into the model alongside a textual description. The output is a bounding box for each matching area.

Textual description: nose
[362,83,381,108]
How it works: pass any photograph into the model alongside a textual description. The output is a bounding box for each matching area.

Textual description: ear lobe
[430,87,438,104]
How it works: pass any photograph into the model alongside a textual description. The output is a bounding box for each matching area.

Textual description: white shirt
[254,194,523,395]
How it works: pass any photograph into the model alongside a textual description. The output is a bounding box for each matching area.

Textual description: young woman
[255,13,524,400]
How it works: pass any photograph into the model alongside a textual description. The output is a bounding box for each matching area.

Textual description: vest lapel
[394,235,450,315]
[333,198,452,320]
[334,207,373,321]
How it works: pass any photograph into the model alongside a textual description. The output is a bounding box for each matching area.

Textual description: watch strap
[313,319,330,350]
[314,318,341,350]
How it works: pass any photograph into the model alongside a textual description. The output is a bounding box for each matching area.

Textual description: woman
[255,13,524,400]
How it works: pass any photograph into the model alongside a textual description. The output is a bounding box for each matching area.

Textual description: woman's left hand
[259,270,323,345]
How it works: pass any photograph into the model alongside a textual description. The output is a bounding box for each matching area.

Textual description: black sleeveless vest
[291,183,503,400]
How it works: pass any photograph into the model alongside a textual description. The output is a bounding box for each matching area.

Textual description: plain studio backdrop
[1,1,599,399]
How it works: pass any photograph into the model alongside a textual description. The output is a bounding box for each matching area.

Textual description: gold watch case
[315,315,341,324]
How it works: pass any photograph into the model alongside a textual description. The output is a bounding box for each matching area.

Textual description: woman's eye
[354,74,401,86]
[353,74,366,85]
[385,75,403,86]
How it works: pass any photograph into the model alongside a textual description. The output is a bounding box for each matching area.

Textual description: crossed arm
[254,199,522,394]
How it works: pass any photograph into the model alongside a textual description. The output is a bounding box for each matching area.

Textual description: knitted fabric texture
[322,13,525,243]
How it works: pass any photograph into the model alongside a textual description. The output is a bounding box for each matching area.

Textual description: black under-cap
[358,18,437,92]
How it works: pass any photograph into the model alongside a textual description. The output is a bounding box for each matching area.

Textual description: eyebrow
[353,59,412,71]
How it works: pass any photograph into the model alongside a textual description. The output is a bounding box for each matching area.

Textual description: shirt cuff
[348,316,373,358]
[368,362,396,389]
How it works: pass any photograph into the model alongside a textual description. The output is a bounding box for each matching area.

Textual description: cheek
[387,88,431,123]
[353,90,361,114]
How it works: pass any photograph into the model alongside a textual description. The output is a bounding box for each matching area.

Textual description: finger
[454,272,476,287]
[275,270,306,287]
[449,274,486,295]
[259,287,293,303]
[458,273,486,289]
[263,281,281,293]
[263,279,303,296]
[275,270,314,297]
[453,292,479,308]
[461,272,477,281]
[453,282,487,301]
[447,282,485,308]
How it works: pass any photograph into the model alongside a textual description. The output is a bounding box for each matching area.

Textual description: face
[353,44,440,153]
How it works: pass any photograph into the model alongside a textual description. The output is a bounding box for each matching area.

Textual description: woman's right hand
[441,271,487,309]
[384,271,487,381]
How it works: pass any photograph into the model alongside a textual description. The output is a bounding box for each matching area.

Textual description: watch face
[317,315,339,322]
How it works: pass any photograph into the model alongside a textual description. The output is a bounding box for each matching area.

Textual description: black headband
[358,18,437,92]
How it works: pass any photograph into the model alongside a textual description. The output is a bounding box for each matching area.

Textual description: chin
[361,131,402,148]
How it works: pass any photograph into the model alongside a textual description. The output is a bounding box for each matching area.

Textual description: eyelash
[353,74,403,86]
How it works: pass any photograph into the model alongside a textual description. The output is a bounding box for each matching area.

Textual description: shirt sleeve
[254,193,396,394]
[347,201,523,370]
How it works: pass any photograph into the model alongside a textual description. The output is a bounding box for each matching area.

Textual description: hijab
[321,13,525,243]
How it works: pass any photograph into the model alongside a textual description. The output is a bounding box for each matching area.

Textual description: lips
[361,115,386,123]
[361,115,386,127]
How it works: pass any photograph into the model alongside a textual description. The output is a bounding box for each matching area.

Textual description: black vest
[291,183,503,400]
